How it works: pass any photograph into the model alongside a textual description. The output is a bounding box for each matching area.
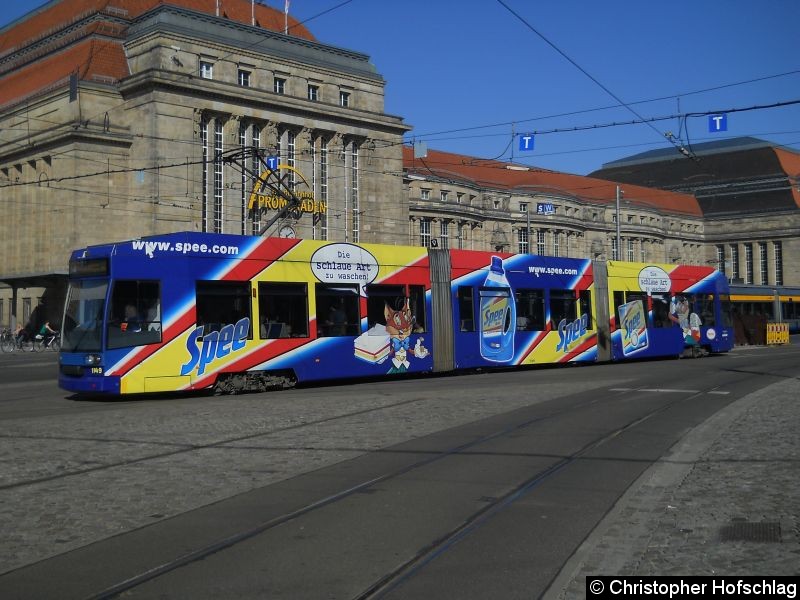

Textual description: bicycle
[0,328,14,353]
[1,330,34,352]
[49,331,61,352]
[34,331,61,352]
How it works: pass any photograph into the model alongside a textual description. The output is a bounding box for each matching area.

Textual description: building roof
[0,0,314,56]
[403,146,703,217]
[0,38,128,108]
[0,0,314,109]
[589,137,800,217]
[598,136,772,169]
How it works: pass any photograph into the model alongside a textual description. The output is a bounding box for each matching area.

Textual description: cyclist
[14,323,31,348]
[39,321,58,347]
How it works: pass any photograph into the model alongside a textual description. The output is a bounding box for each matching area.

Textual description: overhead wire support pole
[616,185,622,260]
[526,204,531,254]
[510,122,515,163]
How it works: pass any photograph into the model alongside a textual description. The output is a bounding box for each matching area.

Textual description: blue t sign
[709,114,727,133]
[265,155,279,171]
[519,134,535,151]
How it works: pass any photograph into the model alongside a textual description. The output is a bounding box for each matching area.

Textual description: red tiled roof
[0,0,314,57]
[0,38,128,107]
[403,146,703,217]
[774,148,800,209]
[0,0,315,108]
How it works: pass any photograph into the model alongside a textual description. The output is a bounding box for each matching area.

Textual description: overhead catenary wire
[0,112,800,220]
[1,7,792,251]
[5,5,800,161]
[494,0,697,157]
[0,137,709,223]
[517,99,800,137]
[6,95,799,191]
[4,18,800,163]
[2,0,800,180]
[400,68,800,142]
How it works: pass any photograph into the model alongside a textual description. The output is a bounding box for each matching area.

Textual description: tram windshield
[62,280,108,352]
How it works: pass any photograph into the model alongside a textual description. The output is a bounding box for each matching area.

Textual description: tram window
[720,295,733,327]
[515,289,545,331]
[651,293,672,328]
[612,291,625,331]
[579,290,593,331]
[458,286,475,332]
[316,284,360,337]
[408,286,426,332]
[258,282,308,339]
[196,281,252,338]
[780,301,791,319]
[550,289,577,328]
[365,284,426,333]
[624,292,649,327]
[696,294,716,327]
[763,302,775,320]
[783,301,798,320]
[611,291,652,333]
[366,284,404,331]
[741,301,773,319]
[107,280,162,349]
[62,280,107,352]
[627,292,648,307]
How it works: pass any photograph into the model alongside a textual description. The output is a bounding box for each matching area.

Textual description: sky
[3,0,800,175]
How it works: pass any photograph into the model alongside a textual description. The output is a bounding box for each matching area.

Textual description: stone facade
[404,141,800,289]
[704,214,799,287]
[2,4,797,332]
[404,148,707,265]
[0,2,409,328]
[591,138,800,288]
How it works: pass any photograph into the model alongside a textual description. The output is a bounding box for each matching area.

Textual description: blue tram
[58,233,734,395]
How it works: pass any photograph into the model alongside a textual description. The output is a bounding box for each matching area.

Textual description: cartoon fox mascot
[385,300,428,373]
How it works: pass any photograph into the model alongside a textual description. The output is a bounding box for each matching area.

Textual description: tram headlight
[85,354,102,366]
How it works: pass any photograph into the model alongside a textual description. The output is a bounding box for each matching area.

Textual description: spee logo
[180,317,250,376]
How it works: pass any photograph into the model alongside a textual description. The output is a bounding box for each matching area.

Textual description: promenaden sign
[247,164,327,215]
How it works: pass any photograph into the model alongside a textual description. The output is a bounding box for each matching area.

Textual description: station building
[403,146,707,266]
[1,1,798,332]
[0,0,409,328]
[403,140,800,289]
[590,137,800,287]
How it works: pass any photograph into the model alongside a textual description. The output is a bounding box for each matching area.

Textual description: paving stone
[552,377,800,599]
[0,379,605,574]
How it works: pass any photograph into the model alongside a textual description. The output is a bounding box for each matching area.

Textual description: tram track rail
[4,350,797,599]
[0,393,439,492]
[83,378,727,600]
[350,386,710,600]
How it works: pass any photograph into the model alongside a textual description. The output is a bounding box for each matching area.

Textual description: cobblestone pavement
[0,377,613,574]
[550,375,800,599]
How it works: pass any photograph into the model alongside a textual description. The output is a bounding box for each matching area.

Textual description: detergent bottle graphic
[479,256,516,362]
